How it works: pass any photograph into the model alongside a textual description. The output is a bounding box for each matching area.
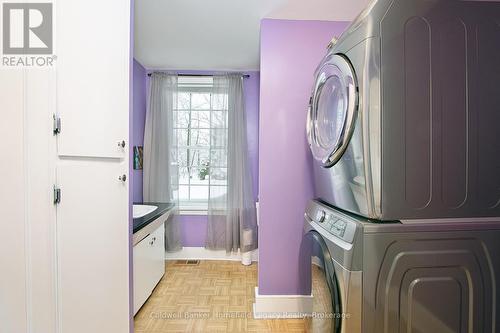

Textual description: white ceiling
[134,0,368,71]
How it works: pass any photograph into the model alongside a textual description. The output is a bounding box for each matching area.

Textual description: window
[173,77,228,212]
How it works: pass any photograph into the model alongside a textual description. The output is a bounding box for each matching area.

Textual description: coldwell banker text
[2,2,55,67]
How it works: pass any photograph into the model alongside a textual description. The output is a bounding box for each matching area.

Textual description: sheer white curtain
[143,73,181,252]
[206,74,258,254]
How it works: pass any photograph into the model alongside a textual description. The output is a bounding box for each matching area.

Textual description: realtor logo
[2,3,53,54]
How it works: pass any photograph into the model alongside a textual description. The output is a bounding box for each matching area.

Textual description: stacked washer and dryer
[301,0,500,332]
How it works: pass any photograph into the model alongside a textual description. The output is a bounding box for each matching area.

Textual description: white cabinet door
[56,0,130,158]
[151,223,166,284]
[133,233,155,315]
[54,0,131,331]
[56,161,129,333]
[25,70,57,333]
[0,70,28,333]
[0,69,57,333]
[133,223,165,315]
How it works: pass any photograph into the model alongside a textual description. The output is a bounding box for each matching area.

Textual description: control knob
[317,210,326,223]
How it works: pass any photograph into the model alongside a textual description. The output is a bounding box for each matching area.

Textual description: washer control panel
[319,212,349,238]
[306,203,357,244]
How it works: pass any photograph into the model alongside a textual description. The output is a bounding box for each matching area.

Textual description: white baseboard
[165,247,258,262]
[253,287,313,319]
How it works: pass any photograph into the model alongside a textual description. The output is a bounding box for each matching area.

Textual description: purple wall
[179,215,208,247]
[132,59,147,203]
[258,19,349,295]
[132,69,260,247]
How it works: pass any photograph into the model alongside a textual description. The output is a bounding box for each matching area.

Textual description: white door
[307,54,358,168]
[55,0,131,332]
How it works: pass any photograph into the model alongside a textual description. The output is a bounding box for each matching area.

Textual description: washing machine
[306,0,500,220]
[301,200,500,333]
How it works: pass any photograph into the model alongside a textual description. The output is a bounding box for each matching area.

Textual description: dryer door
[304,230,342,333]
[308,54,358,168]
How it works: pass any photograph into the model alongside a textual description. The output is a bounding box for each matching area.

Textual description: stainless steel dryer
[301,200,500,333]
[307,0,500,220]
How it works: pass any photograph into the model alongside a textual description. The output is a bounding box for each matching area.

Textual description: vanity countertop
[133,202,175,234]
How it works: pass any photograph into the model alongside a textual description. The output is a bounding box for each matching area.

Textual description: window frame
[174,78,228,213]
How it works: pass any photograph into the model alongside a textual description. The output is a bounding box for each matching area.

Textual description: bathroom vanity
[132,202,174,315]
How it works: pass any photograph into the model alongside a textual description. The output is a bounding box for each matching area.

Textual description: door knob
[118,174,127,182]
[117,140,126,148]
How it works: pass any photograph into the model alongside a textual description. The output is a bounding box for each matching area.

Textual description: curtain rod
[147,73,250,78]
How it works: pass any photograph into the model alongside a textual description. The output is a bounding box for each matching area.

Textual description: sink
[133,205,158,219]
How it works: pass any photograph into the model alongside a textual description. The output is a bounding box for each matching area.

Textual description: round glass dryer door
[308,54,358,168]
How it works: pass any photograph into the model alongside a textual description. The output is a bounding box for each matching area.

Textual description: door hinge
[53,186,61,204]
[53,114,61,135]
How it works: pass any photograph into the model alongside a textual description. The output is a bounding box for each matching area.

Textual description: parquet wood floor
[134,260,331,333]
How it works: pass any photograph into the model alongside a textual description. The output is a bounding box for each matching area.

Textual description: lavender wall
[258,19,349,295]
[132,69,260,247]
[132,59,147,203]
[179,215,208,247]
